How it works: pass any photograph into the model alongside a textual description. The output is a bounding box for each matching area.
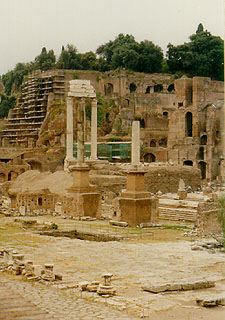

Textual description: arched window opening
[144,153,156,163]
[185,112,193,137]
[199,161,206,179]
[158,138,167,148]
[140,119,145,128]
[200,135,207,145]
[104,83,114,95]
[154,84,163,93]
[0,173,5,183]
[38,197,43,206]
[106,113,109,121]
[145,86,151,94]
[8,172,11,181]
[167,84,175,92]
[129,83,137,93]
[184,160,193,166]
[216,130,220,138]
[150,139,156,147]
[163,111,168,118]
[199,147,204,160]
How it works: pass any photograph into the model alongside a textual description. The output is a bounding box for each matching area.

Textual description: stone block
[142,283,169,293]
[168,283,182,291]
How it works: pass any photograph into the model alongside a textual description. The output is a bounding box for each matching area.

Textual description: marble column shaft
[66,97,74,160]
[131,121,140,165]
[91,99,98,160]
[77,99,85,163]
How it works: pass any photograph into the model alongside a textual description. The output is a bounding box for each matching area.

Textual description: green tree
[34,47,56,71]
[96,33,163,73]
[0,94,16,118]
[2,62,34,95]
[166,24,224,81]
[57,44,81,69]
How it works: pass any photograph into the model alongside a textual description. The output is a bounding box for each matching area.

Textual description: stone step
[159,207,198,222]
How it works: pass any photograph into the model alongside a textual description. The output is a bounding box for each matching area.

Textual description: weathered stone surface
[196,294,225,307]
[143,279,215,293]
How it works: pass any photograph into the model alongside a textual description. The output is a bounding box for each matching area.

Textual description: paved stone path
[0,277,137,320]
[0,279,55,320]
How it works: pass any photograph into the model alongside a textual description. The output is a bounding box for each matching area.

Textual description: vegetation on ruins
[96,33,163,73]
[217,195,225,247]
[1,24,223,98]
[167,24,224,81]
[0,94,16,118]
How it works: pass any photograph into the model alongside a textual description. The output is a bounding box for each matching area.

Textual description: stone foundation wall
[144,165,201,194]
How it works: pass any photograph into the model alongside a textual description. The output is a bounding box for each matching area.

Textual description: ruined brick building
[0,69,223,181]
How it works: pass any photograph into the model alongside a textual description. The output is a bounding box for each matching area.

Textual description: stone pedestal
[97,273,116,296]
[68,164,101,218]
[118,168,159,227]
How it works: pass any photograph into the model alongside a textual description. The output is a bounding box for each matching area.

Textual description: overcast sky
[0,0,224,75]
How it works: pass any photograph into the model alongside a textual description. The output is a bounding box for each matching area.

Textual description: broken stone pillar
[97,273,116,296]
[91,99,98,160]
[132,121,140,166]
[66,97,74,162]
[177,179,187,200]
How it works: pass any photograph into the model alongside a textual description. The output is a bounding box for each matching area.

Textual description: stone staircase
[159,198,199,224]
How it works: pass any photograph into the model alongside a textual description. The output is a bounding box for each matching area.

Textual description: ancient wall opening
[129,83,137,93]
[150,139,156,147]
[158,138,167,148]
[198,161,207,179]
[200,135,207,145]
[144,153,156,162]
[185,112,193,137]
[104,83,114,96]
[184,160,193,166]
[167,84,175,92]
[154,84,163,93]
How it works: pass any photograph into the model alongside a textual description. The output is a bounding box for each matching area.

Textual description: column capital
[91,98,98,107]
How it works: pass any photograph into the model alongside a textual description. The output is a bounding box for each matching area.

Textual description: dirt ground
[1,215,225,319]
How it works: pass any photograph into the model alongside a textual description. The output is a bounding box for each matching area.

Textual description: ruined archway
[104,83,114,96]
[198,161,207,179]
[185,112,193,137]
[144,153,156,162]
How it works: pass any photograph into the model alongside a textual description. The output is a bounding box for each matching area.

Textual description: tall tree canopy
[34,47,56,71]
[96,34,163,73]
[166,24,224,81]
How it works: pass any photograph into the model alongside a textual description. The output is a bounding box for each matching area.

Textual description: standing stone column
[77,99,85,163]
[66,97,74,161]
[91,99,98,160]
[131,121,140,165]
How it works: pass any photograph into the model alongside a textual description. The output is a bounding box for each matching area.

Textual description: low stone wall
[144,165,201,194]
